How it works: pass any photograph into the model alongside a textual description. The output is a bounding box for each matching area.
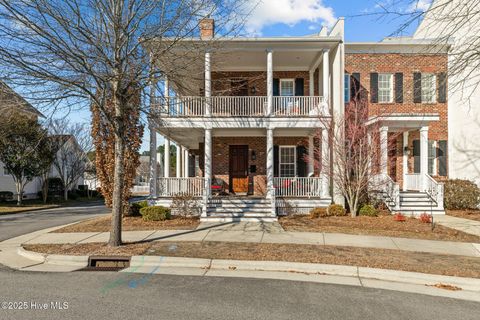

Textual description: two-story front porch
[144,20,345,221]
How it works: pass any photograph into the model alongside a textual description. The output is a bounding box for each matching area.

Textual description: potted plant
[393,212,406,222]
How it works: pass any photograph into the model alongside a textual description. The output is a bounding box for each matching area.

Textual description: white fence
[154,96,325,117]
[273,177,322,197]
[157,177,205,197]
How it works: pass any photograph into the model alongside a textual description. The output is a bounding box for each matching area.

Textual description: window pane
[279,147,296,177]
[344,74,350,103]
[280,80,294,96]
[378,74,392,103]
[421,74,436,103]
[428,140,436,175]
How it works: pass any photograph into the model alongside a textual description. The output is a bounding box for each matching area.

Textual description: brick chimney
[200,18,214,40]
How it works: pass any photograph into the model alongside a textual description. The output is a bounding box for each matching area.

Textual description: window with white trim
[421,73,436,103]
[280,79,294,97]
[428,140,437,175]
[378,73,393,103]
[279,146,296,177]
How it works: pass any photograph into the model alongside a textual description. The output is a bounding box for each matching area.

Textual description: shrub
[393,212,406,222]
[127,200,148,217]
[444,179,480,210]
[309,207,328,219]
[140,206,171,221]
[67,190,79,200]
[171,193,200,217]
[419,213,432,223]
[0,191,13,202]
[327,204,346,216]
[359,204,378,217]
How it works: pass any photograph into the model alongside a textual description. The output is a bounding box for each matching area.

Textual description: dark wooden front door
[229,145,249,194]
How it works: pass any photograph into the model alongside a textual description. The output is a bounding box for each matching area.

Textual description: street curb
[17,247,88,267]
[130,256,211,269]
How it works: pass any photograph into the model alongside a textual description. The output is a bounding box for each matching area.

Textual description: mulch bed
[52,215,200,233]
[447,210,480,222]
[24,241,480,278]
[279,214,480,243]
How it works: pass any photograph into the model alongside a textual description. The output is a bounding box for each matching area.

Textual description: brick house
[144,18,447,221]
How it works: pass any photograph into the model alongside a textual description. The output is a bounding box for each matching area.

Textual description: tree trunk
[15,180,22,206]
[42,174,48,204]
[109,131,125,247]
[64,187,68,201]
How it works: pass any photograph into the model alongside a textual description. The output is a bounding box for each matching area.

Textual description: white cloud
[244,0,337,36]
[407,0,432,12]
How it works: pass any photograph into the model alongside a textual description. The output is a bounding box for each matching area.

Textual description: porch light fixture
[404,146,411,155]
[250,86,257,95]
[251,150,256,160]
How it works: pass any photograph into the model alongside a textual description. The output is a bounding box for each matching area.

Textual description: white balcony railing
[273,177,322,197]
[153,96,326,117]
[157,177,206,197]
[272,96,324,116]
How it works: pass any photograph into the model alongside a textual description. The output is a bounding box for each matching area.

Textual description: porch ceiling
[366,113,440,132]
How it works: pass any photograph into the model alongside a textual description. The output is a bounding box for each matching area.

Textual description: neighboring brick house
[144,18,447,221]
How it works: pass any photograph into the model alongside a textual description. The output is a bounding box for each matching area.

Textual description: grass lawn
[23,241,480,278]
[279,214,480,243]
[52,215,200,233]
[447,209,480,222]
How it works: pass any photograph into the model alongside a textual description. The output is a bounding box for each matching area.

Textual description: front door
[229,145,249,194]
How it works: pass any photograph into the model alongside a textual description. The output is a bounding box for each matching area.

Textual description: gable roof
[0,82,44,118]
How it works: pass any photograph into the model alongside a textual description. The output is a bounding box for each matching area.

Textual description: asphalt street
[0,202,109,241]
[0,266,479,320]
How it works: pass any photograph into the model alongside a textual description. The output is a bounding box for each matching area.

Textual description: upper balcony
[152,95,328,118]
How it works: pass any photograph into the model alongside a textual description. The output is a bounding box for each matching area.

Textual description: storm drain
[80,256,131,272]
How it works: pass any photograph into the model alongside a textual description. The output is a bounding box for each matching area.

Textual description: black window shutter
[413,72,422,103]
[296,145,307,177]
[295,78,304,96]
[438,140,448,176]
[273,78,280,96]
[273,145,279,177]
[438,72,447,103]
[395,73,404,103]
[370,73,378,103]
[413,140,420,173]
[351,73,360,100]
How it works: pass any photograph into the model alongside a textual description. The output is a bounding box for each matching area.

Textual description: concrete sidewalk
[13,221,480,258]
[435,215,480,237]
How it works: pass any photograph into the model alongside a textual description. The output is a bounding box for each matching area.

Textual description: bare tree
[49,119,91,201]
[0,0,250,246]
[314,94,397,216]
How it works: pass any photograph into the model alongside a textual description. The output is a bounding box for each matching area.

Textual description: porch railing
[272,96,324,116]
[157,177,206,197]
[273,177,322,198]
[405,174,422,191]
[153,96,325,117]
[425,174,444,207]
[370,174,400,211]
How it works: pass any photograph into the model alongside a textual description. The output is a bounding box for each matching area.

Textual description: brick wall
[345,53,449,183]
[211,71,317,96]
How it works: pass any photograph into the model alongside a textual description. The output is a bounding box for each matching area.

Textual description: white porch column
[266,128,274,198]
[266,50,273,116]
[182,147,189,177]
[309,70,314,96]
[403,131,409,191]
[380,126,388,176]
[205,51,211,116]
[164,138,170,178]
[322,50,330,102]
[308,135,314,176]
[164,76,169,114]
[321,128,330,198]
[176,144,182,177]
[204,128,212,195]
[420,126,429,191]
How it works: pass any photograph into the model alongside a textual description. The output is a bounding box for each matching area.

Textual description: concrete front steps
[386,191,445,215]
[203,197,277,222]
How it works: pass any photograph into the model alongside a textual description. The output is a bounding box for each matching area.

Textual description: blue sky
[58,0,429,152]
